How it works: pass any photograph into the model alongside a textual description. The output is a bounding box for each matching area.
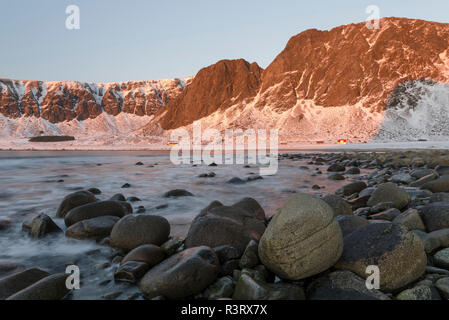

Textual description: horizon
[1,0,449,82]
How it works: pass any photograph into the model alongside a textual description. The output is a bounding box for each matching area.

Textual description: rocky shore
[2,150,449,300]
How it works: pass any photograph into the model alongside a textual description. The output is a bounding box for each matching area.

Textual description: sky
[1,0,449,83]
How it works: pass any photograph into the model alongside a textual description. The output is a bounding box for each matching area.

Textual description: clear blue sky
[1,0,449,82]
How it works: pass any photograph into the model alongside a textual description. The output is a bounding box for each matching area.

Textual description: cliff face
[157,59,263,129]
[0,78,190,123]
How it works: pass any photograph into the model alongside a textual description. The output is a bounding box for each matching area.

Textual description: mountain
[2,17,449,146]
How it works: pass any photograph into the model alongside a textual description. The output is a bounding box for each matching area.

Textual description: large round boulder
[185,198,266,255]
[419,202,449,232]
[110,215,170,251]
[367,183,411,210]
[258,194,344,280]
[64,201,128,227]
[138,246,219,299]
[335,223,427,291]
[56,191,97,218]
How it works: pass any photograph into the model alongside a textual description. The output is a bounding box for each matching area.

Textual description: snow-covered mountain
[2,17,449,147]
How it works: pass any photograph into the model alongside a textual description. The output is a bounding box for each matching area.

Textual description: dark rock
[421,175,449,193]
[56,191,97,218]
[346,167,361,175]
[239,240,260,269]
[138,246,220,299]
[110,214,170,250]
[206,276,235,300]
[6,274,69,300]
[110,194,126,201]
[65,216,119,240]
[22,214,62,238]
[0,262,25,280]
[367,183,411,210]
[185,198,266,255]
[322,194,352,216]
[336,181,367,196]
[64,201,128,227]
[127,196,141,202]
[114,261,149,283]
[419,202,449,232]
[307,271,390,300]
[396,285,442,300]
[0,268,50,299]
[328,173,345,181]
[87,188,102,195]
[327,164,346,172]
[335,223,426,291]
[336,215,369,237]
[121,183,131,188]
[161,238,184,256]
[214,245,241,263]
[227,177,246,184]
[393,208,426,231]
[163,189,194,198]
[430,193,449,203]
[121,244,165,267]
[369,208,401,222]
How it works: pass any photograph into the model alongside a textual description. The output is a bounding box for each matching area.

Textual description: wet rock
[426,266,449,276]
[127,196,141,202]
[346,167,361,175]
[393,209,426,231]
[412,230,442,254]
[163,189,194,198]
[435,277,449,299]
[102,291,123,300]
[232,273,305,300]
[396,285,441,300]
[0,262,25,280]
[214,245,241,263]
[87,188,102,195]
[114,261,149,283]
[369,202,395,214]
[139,246,220,299]
[348,195,370,210]
[307,270,390,300]
[135,162,144,166]
[199,172,216,178]
[327,164,345,172]
[247,175,263,182]
[367,183,411,210]
[121,183,131,188]
[430,193,449,203]
[6,274,69,300]
[328,174,345,181]
[0,268,50,299]
[421,175,449,193]
[419,202,449,232]
[65,216,120,240]
[121,244,165,267]
[161,238,184,256]
[110,194,126,202]
[56,191,97,218]
[22,214,62,238]
[239,240,260,269]
[185,198,266,255]
[411,168,436,179]
[259,194,343,280]
[64,201,128,227]
[206,277,235,300]
[369,208,401,222]
[227,177,246,184]
[410,173,439,188]
[336,181,367,197]
[335,223,426,291]
[322,194,352,216]
[391,173,415,185]
[433,248,449,269]
[0,219,12,231]
[220,260,240,277]
[337,215,369,237]
[110,215,170,251]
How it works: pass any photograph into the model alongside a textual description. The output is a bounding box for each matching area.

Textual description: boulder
[393,209,426,232]
[258,194,343,280]
[0,268,50,300]
[433,248,449,269]
[56,191,97,218]
[421,175,449,193]
[335,223,426,291]
[419,202,449,232]
[6,274,69,300]
[307,271,390,300]
[322,194,352,216]
[139,246,220,299]
[110,215,170,251]
[114,261,149,283]
[336,215,369,237]
[121,244,165,267]
[327,164,345,172]
[163,189,194,198]
[336,182,367,196]
[185,198,266,255]
[367,183,411,210]
[232,273,305,300]
[65,216,120,240]
[64,201,128,227]
[22,214,62,238]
